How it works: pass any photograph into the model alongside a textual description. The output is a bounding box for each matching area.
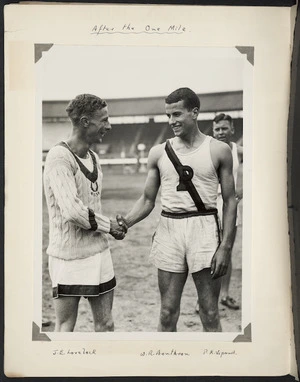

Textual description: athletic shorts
[150,213,221,274]
[49,248,116,299]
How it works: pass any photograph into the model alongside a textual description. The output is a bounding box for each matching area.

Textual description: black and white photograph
[5,3,295,378]
[36,45,251,339]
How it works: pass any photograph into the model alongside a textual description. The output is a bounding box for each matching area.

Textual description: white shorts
[150,213,221,274]
[49,248,116,299]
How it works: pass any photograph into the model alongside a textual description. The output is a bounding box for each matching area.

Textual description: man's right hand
[116,214,128,233]
[109,219,126,240]
[210,245,231,279]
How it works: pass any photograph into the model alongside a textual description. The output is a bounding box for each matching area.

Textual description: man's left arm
[211,144,237,279]
[236,145,243,201]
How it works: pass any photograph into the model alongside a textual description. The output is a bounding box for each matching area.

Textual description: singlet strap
[165,140,207,212]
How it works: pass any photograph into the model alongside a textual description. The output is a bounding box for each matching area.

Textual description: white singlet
[158,136,219,213]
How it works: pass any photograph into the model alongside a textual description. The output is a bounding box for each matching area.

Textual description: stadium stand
[42,92,243,163]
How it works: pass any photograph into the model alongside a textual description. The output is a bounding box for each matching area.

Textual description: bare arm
[236,145,243,200]
[211,141,237,279]
[219,146,238,251]
[124,145,162,228]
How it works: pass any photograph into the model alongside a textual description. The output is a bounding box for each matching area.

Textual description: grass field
[42,167,242,332]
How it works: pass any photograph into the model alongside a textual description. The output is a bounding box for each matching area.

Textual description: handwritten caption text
[91,24,187,35]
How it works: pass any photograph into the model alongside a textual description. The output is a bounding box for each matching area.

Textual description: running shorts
[150,212,220,273]
[49,248,116,299]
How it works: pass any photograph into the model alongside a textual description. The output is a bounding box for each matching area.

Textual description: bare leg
[192,268,222,332]
[158,269,188,332]
[88,290,114,332]
[220,226,239,310]
[53,296,80,332]
[220,259,232,298]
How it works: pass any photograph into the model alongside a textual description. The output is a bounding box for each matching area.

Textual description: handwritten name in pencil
[52,348,96,356]
[91,24,187,35]
[140,349,190,357]
[203,349,237,358]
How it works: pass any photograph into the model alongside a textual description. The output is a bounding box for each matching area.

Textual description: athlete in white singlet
[150,135,221,275]
[212,113,243,310]
[117,88,237,332]
[158,135,219,213]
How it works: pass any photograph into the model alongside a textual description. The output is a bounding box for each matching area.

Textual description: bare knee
[94,315,114,332]
[198,305,221,332]
[55,320,76,332]
[54,297,79,332]
[202,307,219,322]
[54,305,78,332]
[55,312,77,332]
[160,305,180,330]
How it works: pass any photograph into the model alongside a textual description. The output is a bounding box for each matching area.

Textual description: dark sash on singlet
[164,140,221,243]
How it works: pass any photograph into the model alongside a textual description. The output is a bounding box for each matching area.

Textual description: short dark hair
[66,94,107,124]
[213,113,233,124]
[165,87,200,111]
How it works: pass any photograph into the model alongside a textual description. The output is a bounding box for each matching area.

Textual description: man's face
[84,107,111,144]
[212,120,234,144]
[165,100,197,138]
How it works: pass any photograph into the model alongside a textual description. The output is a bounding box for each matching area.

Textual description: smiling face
[82,107,111,145]
[212,120,234,145]
[165,100,198,139]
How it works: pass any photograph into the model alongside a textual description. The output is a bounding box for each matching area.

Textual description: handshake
[109,214,128,240]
